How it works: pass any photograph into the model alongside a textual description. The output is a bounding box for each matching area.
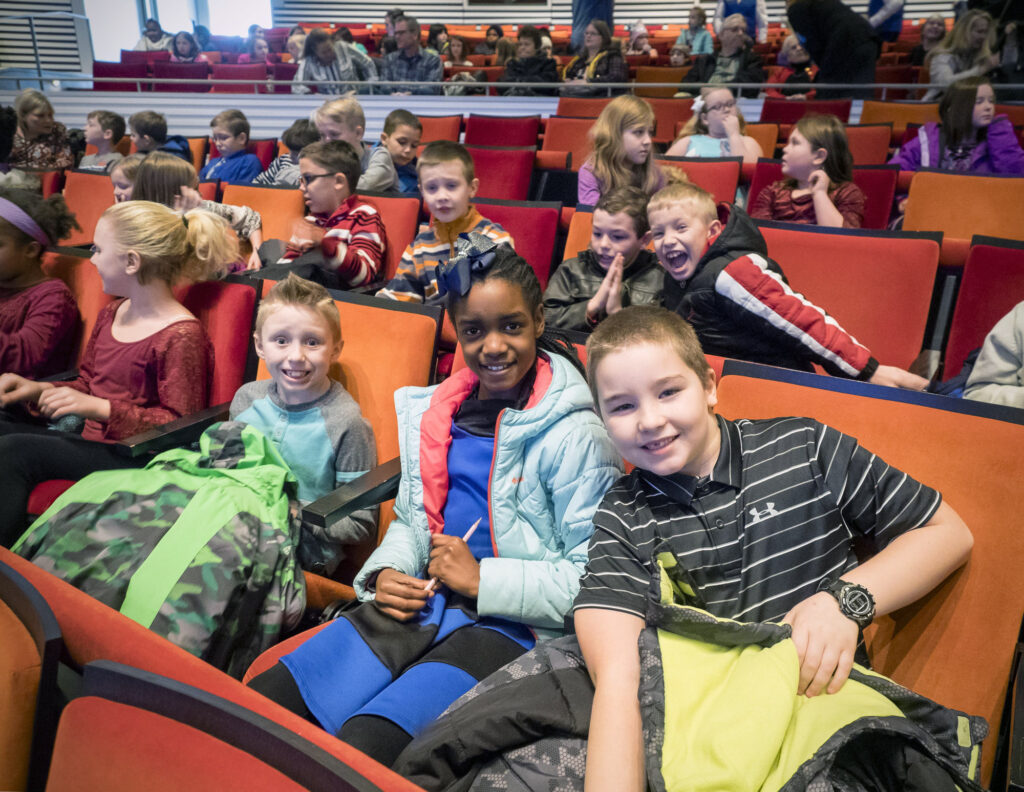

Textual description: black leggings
[0,414,143,547]
[248,624,526,768]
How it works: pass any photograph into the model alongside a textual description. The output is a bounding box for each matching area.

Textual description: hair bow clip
[691,95,706,115]
[434,232,499,299]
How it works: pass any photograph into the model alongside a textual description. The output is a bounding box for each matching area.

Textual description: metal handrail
[85,76,1024,96]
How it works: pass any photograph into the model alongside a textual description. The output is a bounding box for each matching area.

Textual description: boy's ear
[379,131,389,145]
[334,172,350,196]
[638,229,653,249]
[707,218,723,239]
[467,176,480,199]
[253,331,266,360]
[102,128,113,141]
[704,367,718,412]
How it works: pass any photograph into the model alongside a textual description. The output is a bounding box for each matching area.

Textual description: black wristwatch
[816,578,875,629]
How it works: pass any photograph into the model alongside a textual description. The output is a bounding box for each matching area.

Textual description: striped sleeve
[573,481,656,618]
[812,421,942,551]
[321,203,385,287]
[715,253,877,379]
[476,219,515,251]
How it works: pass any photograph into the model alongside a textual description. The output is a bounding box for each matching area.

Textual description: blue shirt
[443,423,495,561]
[200,148,263,184]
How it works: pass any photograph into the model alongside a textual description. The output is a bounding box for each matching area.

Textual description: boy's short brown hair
[210,109,250,139]
[281,118,319,152]
[585,305,712,406]
[383,108,422,136]
[255,273,342,347]
[647,182,717,225]
[595,186,651,237]
[88,110,126,143]
[298,140,361,194]
[416,139,474,182]
[128,110,167,144]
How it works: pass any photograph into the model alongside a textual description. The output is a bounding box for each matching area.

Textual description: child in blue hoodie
[248,237,623,766]
[199,109,262,184]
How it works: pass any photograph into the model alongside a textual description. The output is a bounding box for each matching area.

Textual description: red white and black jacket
[662,204,878,380]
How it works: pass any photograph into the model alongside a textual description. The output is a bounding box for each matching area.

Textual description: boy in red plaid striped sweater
[268,140,386,290]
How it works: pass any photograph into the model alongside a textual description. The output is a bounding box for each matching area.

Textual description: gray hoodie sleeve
[963,302,1024,409]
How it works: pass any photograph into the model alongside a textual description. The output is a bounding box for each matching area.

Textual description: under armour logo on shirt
[748,503,779,525]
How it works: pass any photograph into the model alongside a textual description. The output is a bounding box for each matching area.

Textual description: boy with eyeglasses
[265,140,386,289]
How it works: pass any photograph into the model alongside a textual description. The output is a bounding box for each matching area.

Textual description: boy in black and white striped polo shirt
[573,306,974,792]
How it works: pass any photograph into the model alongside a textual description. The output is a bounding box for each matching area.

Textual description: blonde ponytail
[101,201,238,285]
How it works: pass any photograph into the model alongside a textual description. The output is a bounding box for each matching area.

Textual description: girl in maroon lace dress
[0,200,239,545]
[0,188,81,379]
[750,114,865,228]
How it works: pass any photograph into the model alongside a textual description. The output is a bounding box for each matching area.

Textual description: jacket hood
[703,203,768,266]
[149,421,298,505]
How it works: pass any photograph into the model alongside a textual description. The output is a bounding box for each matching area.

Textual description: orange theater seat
[542,116,595,172]
[416,114,462,143]
[474,199,560,287]
[91,61,147,91]
[757,222,939,369]
[220,183,306,244]
[563,208,593,262]
[658,157,741,204]
[555,96,613,117]
[210,62,268,93]
[59,169,116,247]
[209,138,277,170]
[463,114,540,147]
[903,171,1024,267]
[0,557,62,792]
[844,123,894,165]
[0,549,420,792]
[647,96,694,145]
[633,66,687,99]
[467,146,536,201]
[358,192,421,281]
[714,373,1024,789]
[859,100,941,145]
[151,60,210,92]
[943,236,1024,379]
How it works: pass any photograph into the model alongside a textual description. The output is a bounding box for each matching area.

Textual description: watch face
[841,585,874,619]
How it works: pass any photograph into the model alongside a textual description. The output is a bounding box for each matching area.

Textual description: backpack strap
[119,490,246,628]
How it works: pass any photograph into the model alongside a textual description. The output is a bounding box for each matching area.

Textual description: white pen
[424,517,482,592]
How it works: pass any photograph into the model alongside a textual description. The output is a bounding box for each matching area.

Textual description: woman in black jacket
[504,25,560,96]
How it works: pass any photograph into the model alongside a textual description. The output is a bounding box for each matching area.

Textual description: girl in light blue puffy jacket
[248,236,623,766]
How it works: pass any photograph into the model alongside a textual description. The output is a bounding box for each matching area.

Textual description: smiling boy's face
[649,201,721,284]
[254,303,340,406]
[594,340,720,478]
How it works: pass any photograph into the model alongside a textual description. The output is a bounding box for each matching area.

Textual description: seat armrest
[302,456,401,529]
[41,369,78,382]
[1008,635,1024,790]
[112,402,231,458]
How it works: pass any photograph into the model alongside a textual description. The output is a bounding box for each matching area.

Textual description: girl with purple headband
[0,188,80,379]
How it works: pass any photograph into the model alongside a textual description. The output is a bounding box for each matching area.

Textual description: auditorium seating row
[4,301,1024,787]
